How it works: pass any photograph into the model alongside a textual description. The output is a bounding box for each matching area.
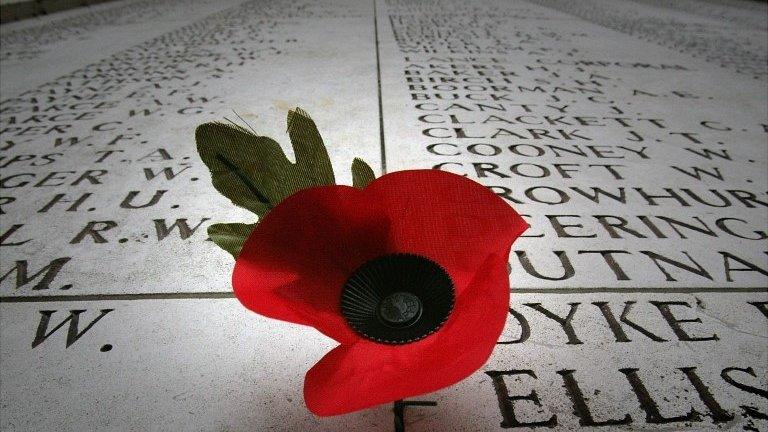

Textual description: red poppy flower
[232,169,528,416]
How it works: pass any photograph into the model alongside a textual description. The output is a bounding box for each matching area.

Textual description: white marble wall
[1,0,766,430]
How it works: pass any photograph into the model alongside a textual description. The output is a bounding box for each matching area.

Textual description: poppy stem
[393,399,438,432]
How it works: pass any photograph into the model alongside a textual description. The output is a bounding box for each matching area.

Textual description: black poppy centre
[340,253,455,344]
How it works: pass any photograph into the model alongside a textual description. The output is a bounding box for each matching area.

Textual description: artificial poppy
[195,109,528,417]
[231,168,528,416]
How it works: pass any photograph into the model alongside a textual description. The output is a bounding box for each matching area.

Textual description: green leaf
[208,223,256,258]
[195,108,336,218]
[351,158,376,188]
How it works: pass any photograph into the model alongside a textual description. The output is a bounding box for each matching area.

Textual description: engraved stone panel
[1,0,766,430]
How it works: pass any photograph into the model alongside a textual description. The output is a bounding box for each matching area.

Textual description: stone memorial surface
[0,0,766,430]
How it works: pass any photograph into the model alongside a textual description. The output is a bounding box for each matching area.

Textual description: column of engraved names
[381,0,767,430]
[1,2,379,430]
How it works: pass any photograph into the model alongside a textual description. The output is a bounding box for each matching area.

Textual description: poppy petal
[304,252,510,416]
[233,185,391,344]
[366,170,528,296]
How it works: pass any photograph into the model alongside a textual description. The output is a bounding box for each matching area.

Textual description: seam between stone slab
[373,0,387,175]
[1,287,766,303]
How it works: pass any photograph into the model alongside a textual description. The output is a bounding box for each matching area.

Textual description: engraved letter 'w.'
[31,309,114,348]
